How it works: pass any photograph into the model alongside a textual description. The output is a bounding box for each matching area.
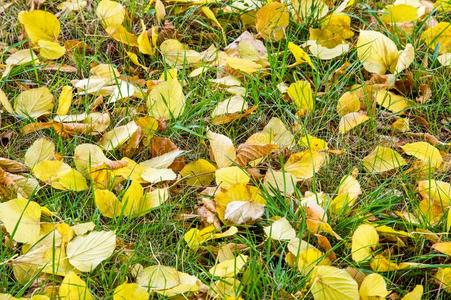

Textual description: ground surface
[0,0,450,299]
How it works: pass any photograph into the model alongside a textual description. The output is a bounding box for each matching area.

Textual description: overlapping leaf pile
[0,0,450,299]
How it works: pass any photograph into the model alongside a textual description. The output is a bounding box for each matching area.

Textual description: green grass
[1,0,450,299]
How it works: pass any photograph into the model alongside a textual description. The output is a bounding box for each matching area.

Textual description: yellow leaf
[262,117,295,148]
[14,87,54,119]
[418,180,450,207]
[147,79,185,120]
[33,160,88,191]
[336,91,360,116]
[284,150,327,179]
[263,169,297,196]
[96,0,125,28]
[206,131,236,168]
[180,159,216,186]
[56,86,72,116]
[0,198,41,244]
[105,25,138,47]
[38,40,66,60]
[357,30,399,74]
[359,273,390,300]
[18,10,60,44]
[24,137,55,168]
[396,43,415,73]
[121,181,145,216]
[351,224,379,262]
[201,6,221,28]
[66,230,116,272]
[362,146,407,173]
[215,184,265,224]
[309,14,354,48]
[137,22,156,55]
[391,118,410,132]
[435,268,451,293]
[113,283,149,300]
[401,141,443,168]
[263,217,296,241]
[126,51,147,70]
[160,39,202,66]
[100,120,139,151]
[339,112,369,134]
[290,0,329,23]
[421,22,450,54]
[287,80,314,115]
[305,39,350,60]
[225,56,262,74]
[59,271,94,300]
[432,242,451,256]
[0,88,14,114]
[309,265,359,300]
[288,42,315,69]
[209,254,248,278]
[215,166,250,189]
[375,90,411,114]
[74,143,110,177]
[381,4,419,23]
[401,285,423,300]
[155,0,166,23]
[136,265,202,297]
[298,134,328,151]
[94,189,121,218]
[255,2,289,41]
[370,255,400,272]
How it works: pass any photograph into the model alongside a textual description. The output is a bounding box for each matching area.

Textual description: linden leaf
[99,120,139,151]
[375,90,411,114]
[421,22,450,54]
[208,254,248,277]
[432,242,451,256]
[357,30,399,75]
[14,87,54,119]
[18,10,60,44]
[59,271,94,300]
[33,160,88,191]
[310,265,359,300]
[215,166,250,189]
[287,80,314,115]
[0,198,41,244]
[359,273,390,300]
[362,146,406,173]
[401,285,423,300]
[96,0,125,28]
[180,159,216,186]
[339,112,369,134]
[94,189,121,218]
[66,230,116,272]
[288,42,315,69]
[351,224,379,262]
[113,283,149,300]
[263,169,297,196]
[24,137,55,168]
[0,88,14,114]
[263,217,296,241]
[337,91,361,116]
[206,130,236,168]
[56,86,73,116]
[284,150,327,179]
[38,40,66,60]
[147,79,185,120]
[255,2,289,41]
[435,268,451,293]
[401,141,443,168]
[418,180,451,207]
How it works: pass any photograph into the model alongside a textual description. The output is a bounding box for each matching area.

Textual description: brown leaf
[416,83,432,103]
[235,143,278,166]
[211,106,257,125]
[315,234,336,261]
[0,158,28,173]
[122,126,142,157]
[151,136,185,172]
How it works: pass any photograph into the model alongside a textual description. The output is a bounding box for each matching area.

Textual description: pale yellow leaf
[24,137,55,168]
[14,87,54,119]
[362,146,407,173]
[351,224,379,262]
